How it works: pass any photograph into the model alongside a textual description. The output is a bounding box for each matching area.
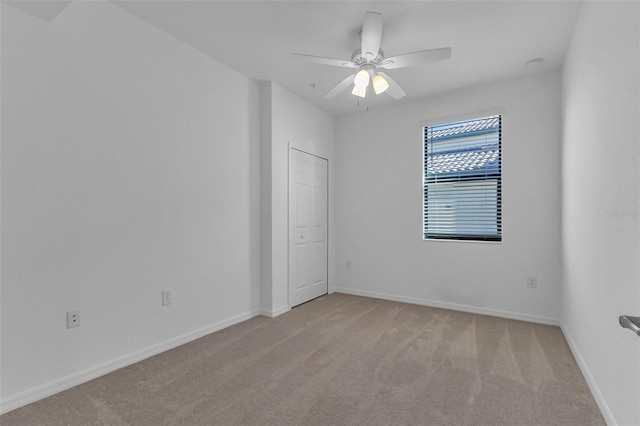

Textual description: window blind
[423,115,502,241]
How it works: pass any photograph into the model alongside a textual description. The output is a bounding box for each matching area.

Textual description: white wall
[335,71,562,323]
[6,1,637,422]
[561,2,640,425]
[1,1,261,411]
[260,82,335,315]
[259,83,273,313]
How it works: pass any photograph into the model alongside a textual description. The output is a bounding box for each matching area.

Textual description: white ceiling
[7,0,72,22]
[116,1,581,116]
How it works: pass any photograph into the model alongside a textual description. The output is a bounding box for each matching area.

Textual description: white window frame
[423,115,502,242]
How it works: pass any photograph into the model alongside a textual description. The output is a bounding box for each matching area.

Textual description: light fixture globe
[353,68,370,88]
[372,74,389,94]
[352,85,367,98]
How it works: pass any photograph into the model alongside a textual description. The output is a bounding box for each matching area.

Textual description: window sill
[422,238,503,244]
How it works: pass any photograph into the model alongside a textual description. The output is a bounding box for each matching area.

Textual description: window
[423,115,502,241]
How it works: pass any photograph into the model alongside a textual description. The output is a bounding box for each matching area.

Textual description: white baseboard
[259,304,290,318]
[560,323,616,426]
[333,287,560,326]
[1,292,611,425]
[0,308,262,415]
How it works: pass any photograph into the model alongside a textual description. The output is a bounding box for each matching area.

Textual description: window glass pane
[423,115,502,241]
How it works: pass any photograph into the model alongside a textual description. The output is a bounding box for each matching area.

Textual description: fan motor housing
[351,48,385,66]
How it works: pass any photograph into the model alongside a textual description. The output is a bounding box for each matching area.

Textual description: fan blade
[291,53,356,68]
[324,73,356,98]
[377,72,405,99]
[379,47,451,69]
[361,12,383,61]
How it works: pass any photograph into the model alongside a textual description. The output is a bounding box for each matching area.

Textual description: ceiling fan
[292,11,452,100]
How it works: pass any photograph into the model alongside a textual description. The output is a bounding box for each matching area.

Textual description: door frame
[288,145,329,308]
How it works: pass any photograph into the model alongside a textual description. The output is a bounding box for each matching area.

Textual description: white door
[289,148,328,307]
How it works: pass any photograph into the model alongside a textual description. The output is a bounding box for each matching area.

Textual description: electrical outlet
[527,276,538,288]
[162,290,172,306]
[67,310,80,328]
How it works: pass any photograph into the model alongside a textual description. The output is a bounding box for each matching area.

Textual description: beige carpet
[1,293,604,425]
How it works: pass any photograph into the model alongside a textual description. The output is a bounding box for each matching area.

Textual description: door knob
[619,315,640,337]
